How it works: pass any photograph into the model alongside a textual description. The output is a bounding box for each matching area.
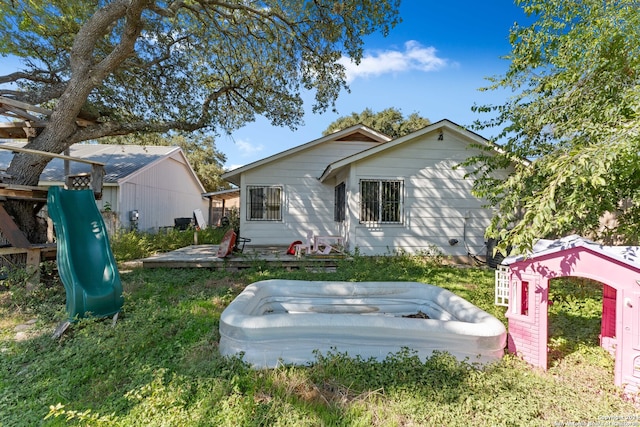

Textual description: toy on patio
[293,231,345,257]
[47,187,124,325]
[496,235,640,394]
[216,228,251,258]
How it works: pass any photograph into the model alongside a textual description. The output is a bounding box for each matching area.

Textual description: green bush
[110,227,229,262]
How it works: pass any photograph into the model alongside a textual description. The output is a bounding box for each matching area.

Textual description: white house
[0,143,208,232]
[221,119,509,260]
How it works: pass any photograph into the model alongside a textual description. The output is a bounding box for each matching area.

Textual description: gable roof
[318,119,495,182]
[0,143,203,190]
[502,234,640,270]
[221,124,391,186]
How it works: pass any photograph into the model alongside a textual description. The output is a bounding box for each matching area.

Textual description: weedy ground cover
[0,253,637,426]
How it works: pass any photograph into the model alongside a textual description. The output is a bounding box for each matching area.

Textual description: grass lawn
[1,255,638,426]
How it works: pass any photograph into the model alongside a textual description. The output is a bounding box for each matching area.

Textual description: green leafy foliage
[110,227,229,262]
[468,0,640,255]
[323,107,430,138]
[547,277,608,365]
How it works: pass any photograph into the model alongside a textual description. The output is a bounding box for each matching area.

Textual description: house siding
[239,140,380,245]
[119,155,208,231]
[346,131,492,256]
[95,186,118,212]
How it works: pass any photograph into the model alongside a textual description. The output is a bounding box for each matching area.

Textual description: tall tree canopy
[468,0,640,255]
[323,107,430,138]
[0,0,400,240]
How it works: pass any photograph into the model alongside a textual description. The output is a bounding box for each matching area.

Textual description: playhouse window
[494,265,510,307]
[512,280,530,316]
[334,182,346,222]
[360,179,403,223]
[247,186,282,221]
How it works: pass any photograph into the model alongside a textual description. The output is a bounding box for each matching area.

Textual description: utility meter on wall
[129,210,139,231]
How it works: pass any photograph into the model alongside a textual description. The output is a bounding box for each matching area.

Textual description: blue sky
[222,0,529,170]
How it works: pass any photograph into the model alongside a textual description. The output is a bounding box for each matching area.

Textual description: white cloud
[235,138,264,157]
[338,40,447,83]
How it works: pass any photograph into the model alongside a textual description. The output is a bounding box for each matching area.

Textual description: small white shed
[0,143,208,232]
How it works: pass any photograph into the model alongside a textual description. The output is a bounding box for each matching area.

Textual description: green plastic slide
[47,187,123,320]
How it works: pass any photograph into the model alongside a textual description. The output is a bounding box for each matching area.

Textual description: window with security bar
[359,180,403,223]
[247,186,282,221]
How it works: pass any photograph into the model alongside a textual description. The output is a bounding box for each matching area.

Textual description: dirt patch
[202,276,247,292]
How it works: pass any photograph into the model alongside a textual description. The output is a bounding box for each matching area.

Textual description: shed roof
[0,142,183,184]
[502,234,640,270]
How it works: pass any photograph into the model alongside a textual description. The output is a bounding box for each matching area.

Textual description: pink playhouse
[496,235,640,393]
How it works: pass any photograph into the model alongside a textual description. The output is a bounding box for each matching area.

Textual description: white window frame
[495,265,510,307]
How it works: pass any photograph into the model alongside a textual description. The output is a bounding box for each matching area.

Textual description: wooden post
[91,164,104,200]
[25,248,40,289]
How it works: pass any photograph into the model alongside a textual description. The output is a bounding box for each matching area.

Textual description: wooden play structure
[0,96,104,283]
[497,235,640,393]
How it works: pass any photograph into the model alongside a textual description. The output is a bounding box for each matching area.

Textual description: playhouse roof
[502,234,640,270]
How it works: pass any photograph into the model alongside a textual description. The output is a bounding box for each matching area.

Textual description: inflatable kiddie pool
[219,280,506,367]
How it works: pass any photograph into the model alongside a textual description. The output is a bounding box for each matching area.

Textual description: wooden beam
[0,243,56,256]
[25,247,40,286]
[0,104,41,122]
[0,203,31,248]
[0,96,53,116]
[0,144,105,166]
[92,164,104,199]
[0,121,49,129]
[0,129,29,139]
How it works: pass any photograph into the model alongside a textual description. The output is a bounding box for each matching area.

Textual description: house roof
[202,188,240,200]
[318,119,497,182]
[502,234,640,270]
[0,142,196,186]
[221,124,391,186]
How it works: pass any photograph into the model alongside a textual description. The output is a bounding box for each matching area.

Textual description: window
[334,182,346,222]
[247,186,282,221]
[512,280,530,316]
[494,265,510,307]
[360,180,403,223]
